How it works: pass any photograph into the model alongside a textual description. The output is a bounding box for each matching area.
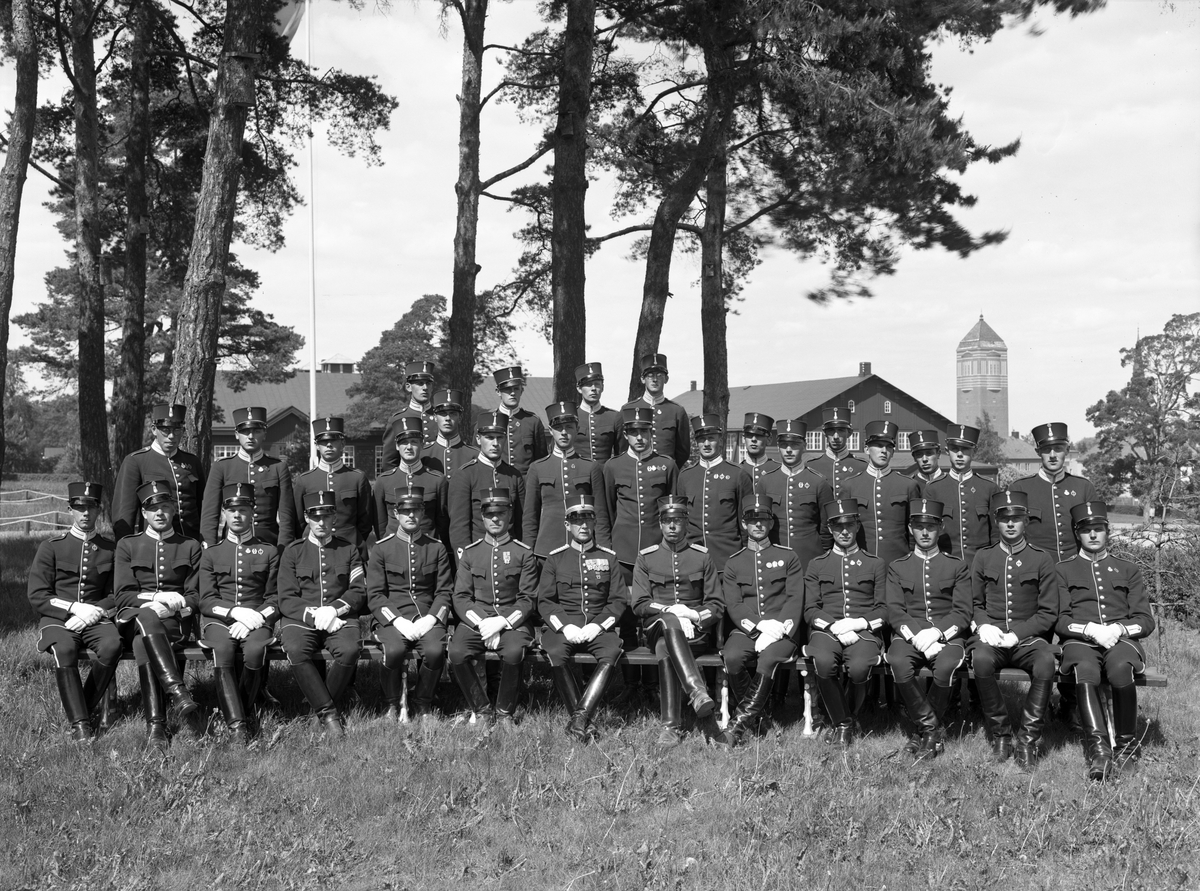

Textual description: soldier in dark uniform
[199,483,280,743]
[719,494,804,747]
[839,420,920,568]
[374,416,447,544]
[112,403,205,540]
[757,419,833,571]
[448,411,525,561]
[202,406,296,547]
[277,490,367,738]
[538,494,628,741]
[28,482,120,740]
[523,401,610,559]
[491,365,548,477]
[632,496,723,746]
[678,413,752,572]
[574,362,623,464]
[806,406,868,491]
[291,416,373,549]
[969,490,1059,768]
[1056,502,1154,779]
[739,412,779,487]
[448,488,539,725]
[885,499,972,761]
[925,424,999,563]
[368,486,454,721]
[382,360,438,470]
[425,388,478,485]
[115,481,202,746]
[621,353,691,469]
[803,498,887,746]
[904,429,946,493]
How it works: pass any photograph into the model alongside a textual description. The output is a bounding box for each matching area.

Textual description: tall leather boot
[815,675,853,746]
[290,661,342,738]
[663,629,715,718]
[975,675,1013,761]
[927,682,952,724]
[1056,680,1081,733]
[494,662,523,722]
[142,633,198,717]
[381,666,405,722]
[722,672,774,747]
[1076,683,1113,781]
[727,668,752,711]
[139,664,168,748]
[1014,678,1053,770]
[550,665,580,714]
[566,663,613,742]
[450,660,494,723]
[411,664,441,718]
[239,666,264,736]
[849,679,873,725]
[56,668,93,741]
[656,661,684,746]
[83,659,119,731]
[896,680,940,761]
[324,662,356,707]
[214,667,251,744]
[1111,684,1141,769]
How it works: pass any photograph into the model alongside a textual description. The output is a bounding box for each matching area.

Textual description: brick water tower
[956,315,1008,436]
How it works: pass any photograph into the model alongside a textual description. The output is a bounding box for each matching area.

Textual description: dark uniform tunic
[382,402,439,469]
[722,541,804,677]
[496,406,548,477]
[202,451,296,547]
[447,456,525,559]
[631,540,723,652]
[538,541,628,665]
[368,529,453,669]
[199,531,280,669]
[741,457,780,491]
[291,461,374,548]
[803,545,887,682]
[1009,471,1099,563]
[29,528,121,668]
[449,534,539,664]
[575,403,623,464]
[678,458,753,571]
[424,436,478,486]
[374,461,448,543]
[114,528,202,661]
[523,450,611,557]
[807,450,868,492]
[277,533,366,667]
[925,471,1000,563]
[903,467,948,497]
[756,465,833,571]
[1056,551,1153,688]
[968,539,1058,679]
[113,444,205,540]
[885,549,971,685]
[839,467,920,567]
[621,395,691,469]
[602,451,679,570]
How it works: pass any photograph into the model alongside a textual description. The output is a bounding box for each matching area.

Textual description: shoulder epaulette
[49,531,68,541]
[549,544,570,555]
[941,552,963,562]
[639,544,659,555]
[1026,543,1048,553]
[464,539,484,550]
[461,458,480,469]
[729,546,748,558]
[597,545,616,556]
[1057,554,1079,564]
[689,543,708,553]
[376,533,396,544]
[893,552,915,564]
[131,445,152,455]
[511,539,532,550]
[377,467,399,479]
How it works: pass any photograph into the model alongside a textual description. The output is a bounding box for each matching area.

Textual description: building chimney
[690,380,697,391]
[858,362,872,377]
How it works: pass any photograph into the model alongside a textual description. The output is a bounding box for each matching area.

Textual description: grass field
[0,535,1196,891]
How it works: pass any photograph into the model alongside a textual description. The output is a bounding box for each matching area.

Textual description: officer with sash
[806,406,868,491]
[202,406,296,547]
[574,362,624,464]
[291,416,373,549]
[113,403,205,540]
[925,424,999,563]
[679,413,753,572]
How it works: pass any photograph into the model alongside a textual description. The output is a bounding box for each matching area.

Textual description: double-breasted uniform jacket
[1009,470,1099,563]
[631,539,723,635]
[807,450,868,492]
[447,456,525,559]
[677,458,753,571]
[374,460,448,542]
[202,451,296,547]
[382,403,439,469]
[602,450,679,566]
[452,534,539,630]
[291,460,374,547]
[523,450,611,557]
[839,467,921,567]
[277,533,367,627]
[756,464,834,570]
[885,549,971,643]
[969,539,1058,642]
[925,471,1000,562]
[28,528,117,623]
[367,529,454,626]
[538,540,628,634]
[113,444,206,540]
[496,406,548,477]
[114,528,202,621]
[1054,551,1154,646]
[803,545,887,638]
[424,436,479,486]
[575,403,624,464]
[199,531,280,630]
[741,457,780,491]
[620,395,691,469]
[723,541,805,640]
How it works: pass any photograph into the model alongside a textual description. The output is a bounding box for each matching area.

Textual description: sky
[2,0,1197,439]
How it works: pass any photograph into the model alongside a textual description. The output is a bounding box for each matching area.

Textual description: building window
[848,433,861,451]
[806,431,824,453]
[884,400,892,414]
[375,446,384,477]
[897,431,910,451]
[847,400,855,413]
[214,445,238,460]
[342,445,355,469]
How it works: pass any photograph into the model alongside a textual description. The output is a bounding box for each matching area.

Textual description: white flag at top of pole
[272,0,306,42]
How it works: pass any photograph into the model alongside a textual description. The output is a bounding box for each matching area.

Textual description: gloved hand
[580,623,602,642]
[65,615,88,633]
[665,604,701,622]
[977,624,1004,647]
[155,591,187,613]
[230,607,264,630]
[326,616,347,633]
[145,600,171,619]
[484,632,501,651]
[411,615,438,638]
[911,627,941,653]
[313,606,338,631]
[829,617,862,636]
[228,621,250,641]
[837,630,860,647]
[562,624,584,644]
[677,617,695,640]
[998,632,1019,649]
[392,616,418,640]
[922,641,945,659]
[1096,624,1123,650]
[477,616,508,640]
[70,602,105,626]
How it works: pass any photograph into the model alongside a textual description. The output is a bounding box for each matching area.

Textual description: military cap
[1032,422,1070,449]
[151,404,186,428]
[404,360,435,382]
[575,362,603,384]
[864,420,899,446]
[1071,501,1109,527]
[221,483,255,507]
[909,498,945,523]
[743,412,774,435]
[480,488,513,510]
[392,486,426,511]
[990,490,1029,516]
[493,366,526,388]
[657,495,690,518]
[825,498,861,523]
[565,493,597,517]
[640,353,669,376]
[430,389,465,413]
[690,413,723,436]
[137,480,176,508]
[945,424,980,448]
[621,406,654,429]
[909,430,941,454]
[821,407,853,430]
[775,418,808,442]
[232,406,268,430]
[391,416,424,441]
[303,490,337,515]
[476,411,509,434]
[67,482,103,508]
[741,494,775,520]
[545,401,579,428]
[312,416,345,441]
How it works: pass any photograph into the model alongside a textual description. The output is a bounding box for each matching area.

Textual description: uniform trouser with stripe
[806,631,882,683]
[202,622,274,670]
[887,639,966,686]
[374,624,447,670]
[448,624,533,666]
[722,632,798,678]
[540,629,623,666]
[1060,639,1144,688]
[37,618,122,668]
[119,610,187,666]
[279,620,361,667]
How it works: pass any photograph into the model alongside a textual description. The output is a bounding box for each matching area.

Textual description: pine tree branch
[480,141,552,190]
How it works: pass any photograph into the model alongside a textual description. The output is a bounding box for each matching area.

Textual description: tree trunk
[71,0,114,510]
[550,0,595,403]
[111,0,152,464]
[699,143,728,422]
[445,0,487,419]
[0,0,38,475]
[169,0,261,467]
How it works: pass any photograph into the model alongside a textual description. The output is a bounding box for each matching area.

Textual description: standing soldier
[115,481,202,747]
[277,491,367,738]
[803,498,887,746]
[678,413,753,572]
[374,417,447,544]
[925,424,999,563]
[523,401,610,559]
[839,420,920,567]
[491,365,548,477]
[739,412,779,488]
[757,419,833,571]
[904,430,946,493]
[969,490,1058,769]
[448,488,539,725]
[538,494,628,741]
[291,417,373,549]
[27,482,120,740]
[574,362,623,464]
[202,406,296,547]
[425,388,478,485]
[621,354,691,469]
[719,495,804,747]
[806,407,868,490]
[199,483,280,743]
[885,498,972,761]
[112,403,205,540]
[368,486,454,722]
[448,411,524,561]
[632,496,724,746]
[381,360,438,470]
[1056,502,1154,779]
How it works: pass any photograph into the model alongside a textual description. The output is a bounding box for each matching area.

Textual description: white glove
[829,617,862,636]
[757,619,786,640]
[412,615,438,638]
[837,630,860,647]
[484,632,501,651]
[230,607,265,630]
[312,606,338,631]
[977,624,1005,647]
[754,632,778,653]
[1097,624,1123,650]
[1084,622,1105,644]
[562,624,584,644]
[998,631,1019,649]
[392,616,417,640]
[155,591,187,613]
[580,623,602,642]
[70,602,105,626]
[145,600,171,619]
[911,627,941,652]
[665,604,701,622]
[65,615,88,633]
[677,616,695,640]
[477,616,508,640]
[326,616,347,633]
[923,641,945,659]
[227,621,250,641]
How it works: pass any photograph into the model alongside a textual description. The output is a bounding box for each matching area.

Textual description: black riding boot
[1111,684,1141,769]
[1056,679,1081,733]
[896,680,941,761]
[727,668,752,711]
[139,665,168,748]
[324,662,356,707]
[494,662,522,722]
[1077,683,1113,781]
[83,658,119,731]
[381,666,405,722]
[550,664,580,713]
[722,672,774,746]
[1015,679,1053,770]
[927,681,952,724]
[450,660,494,722]
[411,664,441,717]
[656,661,684,746]
[290,661,342,738]
[663,630,714,718]
[815,675,853,746]
[214,667,251,744]
[143,633,197,717]
[239,666,264,735]
[566,663,613,742]
[975,675,1013,761]
[56,668,93,741]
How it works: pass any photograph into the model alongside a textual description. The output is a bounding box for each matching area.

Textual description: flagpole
[306,0,318,467]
